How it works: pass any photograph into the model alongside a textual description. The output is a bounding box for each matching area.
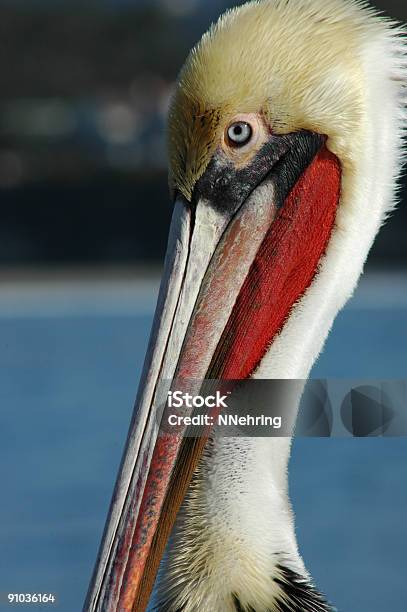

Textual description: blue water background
[0,272,406,611]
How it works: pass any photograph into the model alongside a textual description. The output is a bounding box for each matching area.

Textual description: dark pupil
[234,125,243,136]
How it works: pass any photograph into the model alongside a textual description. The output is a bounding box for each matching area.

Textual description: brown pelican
[85,1,406,610]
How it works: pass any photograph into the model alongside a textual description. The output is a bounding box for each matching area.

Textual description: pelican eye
[227,121,253,146]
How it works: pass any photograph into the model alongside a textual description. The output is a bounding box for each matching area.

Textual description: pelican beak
[85,130,338,611]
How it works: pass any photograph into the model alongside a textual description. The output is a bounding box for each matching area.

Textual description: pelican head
[86,1,406,610]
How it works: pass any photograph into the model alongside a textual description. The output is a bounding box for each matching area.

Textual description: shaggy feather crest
[168,0,406,201]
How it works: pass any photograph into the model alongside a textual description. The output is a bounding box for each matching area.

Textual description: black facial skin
[192,130,325,216]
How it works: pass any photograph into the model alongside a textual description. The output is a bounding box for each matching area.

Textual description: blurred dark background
[0,0,406,269]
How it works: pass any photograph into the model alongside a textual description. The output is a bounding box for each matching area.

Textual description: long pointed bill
[85,131,341,611]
